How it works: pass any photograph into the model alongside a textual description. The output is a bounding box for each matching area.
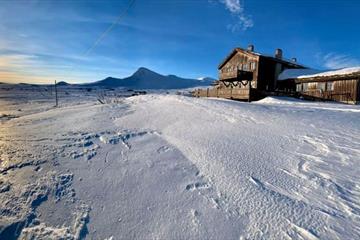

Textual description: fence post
[248,81,251,102]
[55,80,58,107]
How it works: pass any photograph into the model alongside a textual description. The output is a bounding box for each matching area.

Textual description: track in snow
[1,88,359,239]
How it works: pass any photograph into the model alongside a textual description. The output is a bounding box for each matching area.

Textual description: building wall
[219,51,259,89]
[296,79,359,104]
[258,58,305,91]
[257,58,277,91]
[277,79,296,92]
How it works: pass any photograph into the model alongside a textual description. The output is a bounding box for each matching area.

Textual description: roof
[218,47,306,69]
[278,69,324,80]
[279,66,360,81]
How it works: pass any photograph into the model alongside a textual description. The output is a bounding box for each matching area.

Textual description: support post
[55,80,58,107]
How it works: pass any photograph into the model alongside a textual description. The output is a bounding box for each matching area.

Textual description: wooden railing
[219,70,253,81]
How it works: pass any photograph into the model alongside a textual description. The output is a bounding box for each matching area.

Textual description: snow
[279,66,360,80]
[1,85,359,239]
[197,77,216,82]
[278,69,324,80]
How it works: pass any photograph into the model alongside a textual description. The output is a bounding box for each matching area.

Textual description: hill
[85,67,214,89]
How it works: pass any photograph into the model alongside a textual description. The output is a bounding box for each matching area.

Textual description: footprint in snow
[157,146,171,154]
[185,182,211,191]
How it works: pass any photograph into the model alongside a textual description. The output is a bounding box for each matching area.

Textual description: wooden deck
[192,88,250,100]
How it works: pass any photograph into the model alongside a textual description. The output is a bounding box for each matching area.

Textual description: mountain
[86,67,214,89]
[56,81,70,86]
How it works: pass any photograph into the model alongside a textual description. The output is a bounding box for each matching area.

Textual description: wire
[62,0,136,82]
[82,0,136,57]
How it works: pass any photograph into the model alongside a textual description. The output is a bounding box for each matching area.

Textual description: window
[303,83,308,91]
[318,82,326,91]
[250,62,256,71]
[326,81,334,91]
[296,84,302,92]
[243,63,248,71]
[308,83,317,90]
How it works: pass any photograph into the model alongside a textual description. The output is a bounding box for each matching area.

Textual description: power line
[63,0,136,81]
[54,0,135,106]
[82,0,136,57]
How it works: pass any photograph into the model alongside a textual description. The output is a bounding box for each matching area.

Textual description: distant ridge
[85,67,214,89]
[56,81,70,86]
[0,68,215,89]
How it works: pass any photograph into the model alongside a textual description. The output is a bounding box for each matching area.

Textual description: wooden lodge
[193,45,306,101]
[280,69,360,104]
[193,44,360,104]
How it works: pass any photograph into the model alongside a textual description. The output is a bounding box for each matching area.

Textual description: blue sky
[0,0,359,83]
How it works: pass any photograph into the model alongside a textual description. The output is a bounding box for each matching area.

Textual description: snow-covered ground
[0,86,359,239]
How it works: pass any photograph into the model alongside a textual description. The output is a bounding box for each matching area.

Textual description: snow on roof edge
[279,66,360,80]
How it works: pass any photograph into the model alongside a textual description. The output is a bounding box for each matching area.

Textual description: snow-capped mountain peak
[197,77,216,82]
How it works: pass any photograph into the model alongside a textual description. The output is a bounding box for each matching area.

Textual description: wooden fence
[192,88,250,100]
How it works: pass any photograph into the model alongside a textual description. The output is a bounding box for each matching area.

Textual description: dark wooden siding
[257,57,305,91]
[296,79,359,104]
[277,79,296,92]
[257,58,277,91]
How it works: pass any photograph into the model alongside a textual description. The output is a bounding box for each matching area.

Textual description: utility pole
[55,80,58,107]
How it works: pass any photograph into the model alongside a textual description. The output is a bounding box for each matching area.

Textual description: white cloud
[221,0,242,13]
[322,53,360,69]
[219,0,253,31]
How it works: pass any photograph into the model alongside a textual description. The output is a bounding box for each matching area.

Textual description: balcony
[219,69,253,81]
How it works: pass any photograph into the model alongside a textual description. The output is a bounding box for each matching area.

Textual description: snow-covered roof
[279,66,360,80]
[278,69,324,80]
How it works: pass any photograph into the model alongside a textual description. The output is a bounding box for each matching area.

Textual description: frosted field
[0,86,359,239]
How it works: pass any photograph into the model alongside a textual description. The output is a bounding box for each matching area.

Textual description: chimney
[275,48,283,59]
[247,44,254,52]
[291,57,297,62]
